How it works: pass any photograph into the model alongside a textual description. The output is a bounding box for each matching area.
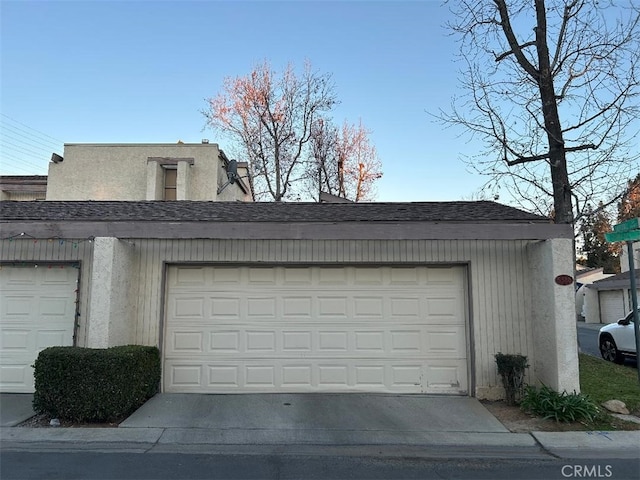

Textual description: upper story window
[164,167,177,200]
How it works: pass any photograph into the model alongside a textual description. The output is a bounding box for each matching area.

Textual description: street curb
[530,431,640,459]
[0,427,163,444]
[1,427,535,448]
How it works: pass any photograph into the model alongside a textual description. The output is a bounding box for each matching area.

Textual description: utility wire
[1,122,63,152]
[0,113,64,143]
[0,115,61,174]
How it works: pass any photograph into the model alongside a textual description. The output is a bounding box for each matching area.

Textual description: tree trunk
[535,0,573,224]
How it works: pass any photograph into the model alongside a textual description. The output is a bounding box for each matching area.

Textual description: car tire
[599,335,625,364]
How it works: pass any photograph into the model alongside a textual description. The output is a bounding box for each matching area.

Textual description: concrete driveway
[2,392,509,444]
[0,394,35,427]
[118,393,508,444]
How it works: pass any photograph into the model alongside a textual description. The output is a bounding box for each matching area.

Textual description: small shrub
[520,385,600,423]
[495,353,529,405]
[33,345,160,423]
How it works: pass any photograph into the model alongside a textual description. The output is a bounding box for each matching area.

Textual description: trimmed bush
[33,345,160,423]
[520,385,600,423]
[495,353,529,406]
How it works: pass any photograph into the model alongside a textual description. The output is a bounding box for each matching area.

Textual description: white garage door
[599,290,626,324]
[164,265,468,394]
[0,266,77,393]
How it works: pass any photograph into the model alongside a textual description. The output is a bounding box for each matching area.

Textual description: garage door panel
[211,298,240,317]
[174,267,207,286]
[36,330,72,349]
[425,325,467,356]
[1,329,32,351]
[166,325,463,359]
[282,331,312,351]
[164,266,468,394]
[284,268,313,284]
[211,330,241,352]
[170,365,202,387]
[246,297,276,317]
[282,297,313,317]
[165,358,467,394]
[38,297,73,316]
[354,268,383,284]
[425,360,468,394]
[173,297,205,318]
[0,364,33,391]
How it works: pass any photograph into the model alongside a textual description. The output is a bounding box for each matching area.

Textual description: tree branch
[506,143,597,166]
[495,41,536,62]
[493,0,540,80]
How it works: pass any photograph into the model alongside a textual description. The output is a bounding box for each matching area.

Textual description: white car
[598,309,638,364]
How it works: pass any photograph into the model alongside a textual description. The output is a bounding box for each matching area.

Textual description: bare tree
[203,60,337,201]
[442,0,640,224]
[307,118,383,202]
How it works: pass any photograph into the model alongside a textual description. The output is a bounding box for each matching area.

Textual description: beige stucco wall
[46,143,250,201]
[86,237,139,347]
[527,238,580,394]
[583,285,601,324]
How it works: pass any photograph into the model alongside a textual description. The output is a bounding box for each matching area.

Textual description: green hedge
[33,345,161,422]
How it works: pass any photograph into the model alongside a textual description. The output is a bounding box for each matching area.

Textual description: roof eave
[0,220,573,241]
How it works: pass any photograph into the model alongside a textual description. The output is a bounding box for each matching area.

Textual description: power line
[1,140,53,160]
[0,152,48,171]
[0,161,38,174]
[0,122,63,152]
[0,115,62,175]
[0,114,64,143]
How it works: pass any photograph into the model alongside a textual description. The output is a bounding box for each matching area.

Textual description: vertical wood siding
[127,238,534,392]
[0,238,94,347]
[1,236,534,392]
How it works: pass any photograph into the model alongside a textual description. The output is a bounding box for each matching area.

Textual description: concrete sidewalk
[1,393,638,459]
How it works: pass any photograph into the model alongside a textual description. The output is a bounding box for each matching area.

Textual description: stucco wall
[527,239,580,393]
[46,143,249,201]
[583,285,601,324]
[87,237,139,347]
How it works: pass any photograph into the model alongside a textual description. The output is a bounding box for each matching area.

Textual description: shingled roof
[0,200,548,223]
[589,269,640,290]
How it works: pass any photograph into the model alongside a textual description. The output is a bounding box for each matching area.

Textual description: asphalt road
[1,452,639,480]
[577,323,601,358]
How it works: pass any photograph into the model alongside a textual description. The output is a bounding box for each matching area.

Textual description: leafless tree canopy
[442,0,640,223]
[203,61,338,201]
[306,118,383,202]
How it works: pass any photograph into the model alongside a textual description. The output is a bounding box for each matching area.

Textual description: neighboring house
[0,200,578,400]
[575,267,614,320]
[583,269,640,324]
[0,175,47,201]
[45,142,252,202]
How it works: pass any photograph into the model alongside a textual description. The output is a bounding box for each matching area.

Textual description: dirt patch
[17,413,121,428]
[482,400,640,432]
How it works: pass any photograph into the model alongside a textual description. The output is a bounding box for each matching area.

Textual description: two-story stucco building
[45,142,252,202]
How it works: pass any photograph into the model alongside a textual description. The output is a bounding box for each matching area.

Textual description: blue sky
[1,0,488,202]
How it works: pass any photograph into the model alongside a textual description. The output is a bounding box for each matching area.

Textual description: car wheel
[599,335,625,364]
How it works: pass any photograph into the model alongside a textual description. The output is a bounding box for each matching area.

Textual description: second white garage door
[164,265,468,394]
